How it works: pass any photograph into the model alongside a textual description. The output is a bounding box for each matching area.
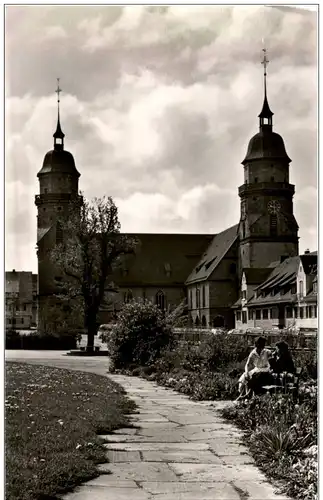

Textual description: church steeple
[258,47,273,131]
[53,78,65,150]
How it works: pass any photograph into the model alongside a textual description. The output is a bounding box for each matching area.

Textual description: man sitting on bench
[237,338,296,399]
[237,336,272,400]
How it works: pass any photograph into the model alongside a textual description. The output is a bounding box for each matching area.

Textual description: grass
[5,361,136,500]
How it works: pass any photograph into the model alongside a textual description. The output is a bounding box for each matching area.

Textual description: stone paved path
[6,351,291,500]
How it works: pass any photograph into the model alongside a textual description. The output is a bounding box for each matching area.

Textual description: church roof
[243,268,272,285]
[113,233,213,287]
[242,129,291,164]
[185,224,239,285]
[38,149,80,177]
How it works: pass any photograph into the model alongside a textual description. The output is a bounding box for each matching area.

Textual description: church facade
[36,54,315,334]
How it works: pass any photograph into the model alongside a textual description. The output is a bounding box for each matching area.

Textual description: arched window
[202,286,205,308]
[124,289,133,303]
[196,288,200,308]
[201,315,206,327]
[156,290,165,310]
[195,315,200,327]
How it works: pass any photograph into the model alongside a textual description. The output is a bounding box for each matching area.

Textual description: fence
[173,327,317,350]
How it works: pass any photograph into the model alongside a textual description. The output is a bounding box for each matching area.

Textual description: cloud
[5,5,317,273]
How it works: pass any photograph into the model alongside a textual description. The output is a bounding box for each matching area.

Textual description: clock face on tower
[267,200,281,215]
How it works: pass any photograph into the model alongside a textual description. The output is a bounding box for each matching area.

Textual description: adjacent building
[234,251,318,331]
[5,270,37,330]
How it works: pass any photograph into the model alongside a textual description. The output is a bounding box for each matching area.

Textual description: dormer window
[164,263,171,277]
[242,290,247,300]
[313,282,317,294]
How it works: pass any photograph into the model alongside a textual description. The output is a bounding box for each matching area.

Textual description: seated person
[270,340,295,374]
[237,336,272,399]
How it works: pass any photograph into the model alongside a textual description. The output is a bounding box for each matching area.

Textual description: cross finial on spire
[258,43,274,128]
[53,78,65,148]
[56,78,62,105]
[261,47,269,76]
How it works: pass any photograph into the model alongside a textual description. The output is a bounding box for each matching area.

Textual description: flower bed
[222,388,317,500]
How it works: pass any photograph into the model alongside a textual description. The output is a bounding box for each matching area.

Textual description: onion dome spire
[258,46,273,130]
[53,78,65,150]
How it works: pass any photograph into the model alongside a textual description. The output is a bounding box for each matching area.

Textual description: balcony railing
[35,193,82,205]
[238,182,295,195]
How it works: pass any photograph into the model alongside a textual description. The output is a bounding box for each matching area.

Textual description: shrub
[108,300,179,369]
[5,332,77,350]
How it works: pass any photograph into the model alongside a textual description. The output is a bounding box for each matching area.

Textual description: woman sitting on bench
[269,341,295,376]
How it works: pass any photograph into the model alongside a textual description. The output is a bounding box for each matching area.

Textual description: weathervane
[261,43,269,96]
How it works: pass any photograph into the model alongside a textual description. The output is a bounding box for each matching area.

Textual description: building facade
[234,252,318,332]
[5,270,37,330]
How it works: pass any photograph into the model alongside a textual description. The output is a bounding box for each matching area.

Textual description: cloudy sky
[5,5,317,273]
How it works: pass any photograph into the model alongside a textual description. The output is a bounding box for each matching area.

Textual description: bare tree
[51,195,137,352]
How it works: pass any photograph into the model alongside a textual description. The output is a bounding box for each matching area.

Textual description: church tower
[238,49,299,271]
[35,80,81,334]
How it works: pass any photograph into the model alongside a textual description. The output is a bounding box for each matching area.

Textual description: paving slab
[141,450,222,464]
[139,481,239,496]
[98,461,178,482]
[106,450,141,462]
[103,441,211,452]
[168,462,268,482]
[64,485,150,500]
[102,433,189,443]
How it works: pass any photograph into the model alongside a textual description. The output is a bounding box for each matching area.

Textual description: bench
[262,367,302,400]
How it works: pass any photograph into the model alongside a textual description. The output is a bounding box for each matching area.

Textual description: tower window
[156,290,165,310]
[57,207,62,211]
[271,176,275,182]
[44,188,48,194]
[56,224,63,245]
[43,208,46,212]
[270,215,278,236]
[124,290,133,303]
[254,177,258,183]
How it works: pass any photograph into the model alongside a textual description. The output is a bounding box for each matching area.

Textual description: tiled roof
[254,256,300,291]
[248,293,297,307]
[243,268,272,285]
[113,233,213,287]
[185,224,239,285]
[247,256,300,307]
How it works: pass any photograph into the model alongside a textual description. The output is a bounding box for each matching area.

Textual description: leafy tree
[51,195,137,351]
